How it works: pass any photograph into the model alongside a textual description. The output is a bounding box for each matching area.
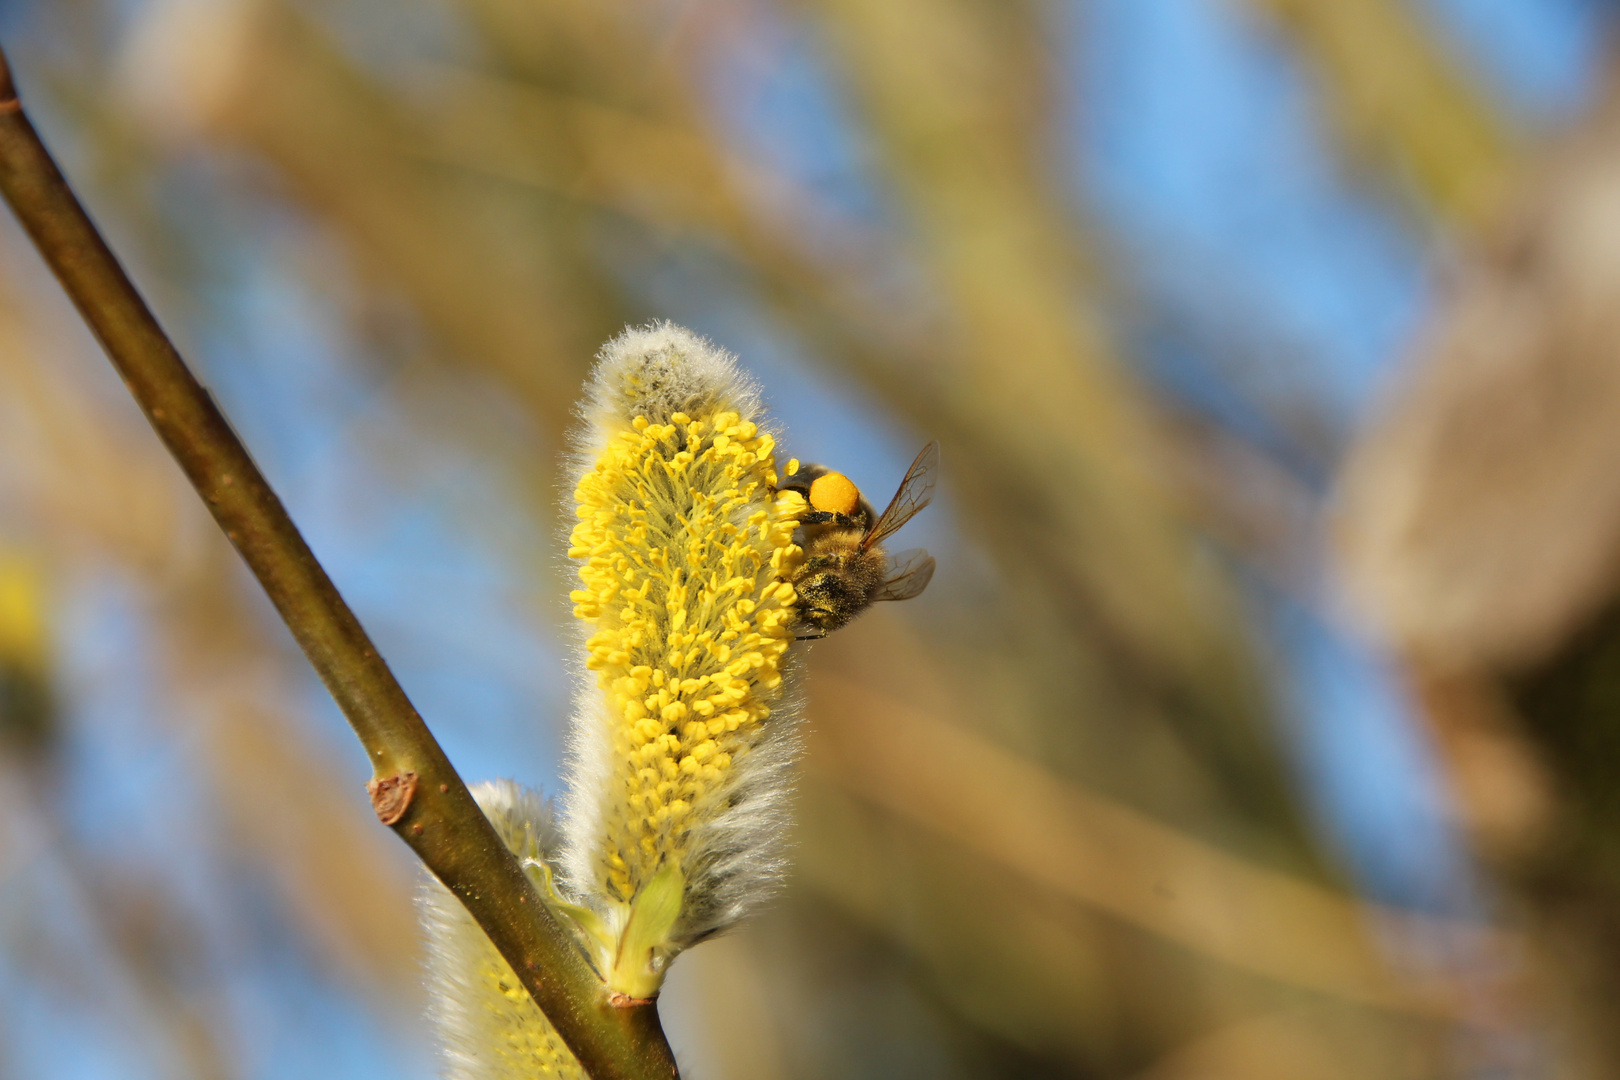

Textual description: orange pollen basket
[808,472,861,516]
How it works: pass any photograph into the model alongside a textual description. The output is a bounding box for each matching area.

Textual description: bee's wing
[872,549,935,602]
[862,441,939,550]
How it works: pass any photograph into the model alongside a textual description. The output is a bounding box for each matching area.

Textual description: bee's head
[794,567,856,635]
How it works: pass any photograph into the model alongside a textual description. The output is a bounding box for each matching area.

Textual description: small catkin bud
[559,322,806,999]
[418,780,586,1080]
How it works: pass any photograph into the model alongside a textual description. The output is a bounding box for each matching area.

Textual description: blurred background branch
[1337,69,1620,1079]
[1243,0,1515,228]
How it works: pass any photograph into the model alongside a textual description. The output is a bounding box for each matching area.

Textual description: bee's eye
[808,472,861,516]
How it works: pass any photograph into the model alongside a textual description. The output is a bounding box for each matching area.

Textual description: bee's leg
[795,629,827,641]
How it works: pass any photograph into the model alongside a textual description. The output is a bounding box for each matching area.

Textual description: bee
[780,441,939,639]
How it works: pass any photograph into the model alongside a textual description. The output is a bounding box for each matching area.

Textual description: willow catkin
[559,322,807,999]
[417,323,809,1038]
[419,780,586,1080]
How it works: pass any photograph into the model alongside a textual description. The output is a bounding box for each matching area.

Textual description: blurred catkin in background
[0,0,1616,1077]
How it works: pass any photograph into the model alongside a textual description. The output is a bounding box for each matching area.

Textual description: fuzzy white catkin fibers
[418,780,586,1080]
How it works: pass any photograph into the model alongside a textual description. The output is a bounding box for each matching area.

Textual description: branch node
[367,770,418,825]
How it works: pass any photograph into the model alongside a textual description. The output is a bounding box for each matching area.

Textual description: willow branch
[1243,0,1513,229]
[0,43,677,1080]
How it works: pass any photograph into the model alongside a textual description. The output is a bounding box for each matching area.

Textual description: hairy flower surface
[419,781,585,1080]
[561,323,805,998]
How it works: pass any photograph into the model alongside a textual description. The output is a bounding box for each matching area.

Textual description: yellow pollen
[809,472,860,516]
[569,406,805,904]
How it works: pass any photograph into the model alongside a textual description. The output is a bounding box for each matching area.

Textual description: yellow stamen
[570,409,805,904]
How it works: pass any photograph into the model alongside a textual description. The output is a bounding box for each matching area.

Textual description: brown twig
[0,42,677,1080]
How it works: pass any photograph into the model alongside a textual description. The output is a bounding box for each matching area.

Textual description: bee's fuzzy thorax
[419,781,585,1080]
[559,322,806,996]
